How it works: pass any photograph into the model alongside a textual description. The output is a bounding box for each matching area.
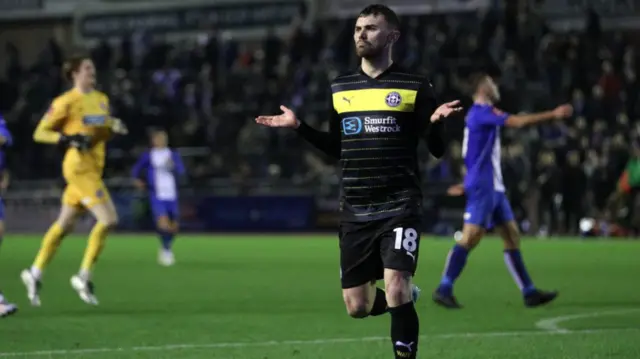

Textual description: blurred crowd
[1,4,640,234]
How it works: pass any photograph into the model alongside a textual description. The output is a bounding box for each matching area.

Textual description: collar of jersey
[358,62,399,80]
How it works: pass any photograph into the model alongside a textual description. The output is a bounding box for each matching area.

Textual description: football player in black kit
[255,4,461,358]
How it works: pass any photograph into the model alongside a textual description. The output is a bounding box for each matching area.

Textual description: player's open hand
[255,106,300,128]
[431,100,463,122]
[552,104,573,119]
[447,183,464,196]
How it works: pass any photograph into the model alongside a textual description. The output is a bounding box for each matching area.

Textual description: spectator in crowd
[1,5,640,235]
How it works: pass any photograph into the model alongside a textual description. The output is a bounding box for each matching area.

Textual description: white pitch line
[535,309,640,333]
[0,328,638,358]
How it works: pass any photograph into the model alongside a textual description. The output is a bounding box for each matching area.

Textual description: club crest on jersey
[100,102,108,111]
[342,117,363,135]
[385,91,402,107]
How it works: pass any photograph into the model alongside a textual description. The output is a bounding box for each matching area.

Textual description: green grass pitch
[0,234,639,358]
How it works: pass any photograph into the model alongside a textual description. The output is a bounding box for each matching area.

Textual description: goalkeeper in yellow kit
[20,55,127,306]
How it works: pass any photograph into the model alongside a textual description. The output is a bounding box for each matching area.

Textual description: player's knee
[459,225,484,249]
[101,215,119,229]
[157,217,171,232]
[56,218,76,233]
[384,271,413,306]
[342,294,371,318]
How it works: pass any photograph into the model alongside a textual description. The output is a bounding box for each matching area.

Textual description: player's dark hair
[469,72,490,93]
[358,4,400,29]
[62,54,91,82]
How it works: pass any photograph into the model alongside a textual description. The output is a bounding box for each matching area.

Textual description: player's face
[74,59,96,88]
[354,15,397,59]
[152,132,168,147]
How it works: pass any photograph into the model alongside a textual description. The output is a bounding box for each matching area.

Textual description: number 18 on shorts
[339,216,422,289]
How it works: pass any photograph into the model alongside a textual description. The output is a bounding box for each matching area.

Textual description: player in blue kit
[132,129,186,266]
[433,73,573,308]
[0,114,17,317]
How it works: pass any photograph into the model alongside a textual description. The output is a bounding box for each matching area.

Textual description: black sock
[369,288,388,316]
[389,302,419,359]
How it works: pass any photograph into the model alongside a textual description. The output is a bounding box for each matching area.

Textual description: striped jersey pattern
[330,65,437,222]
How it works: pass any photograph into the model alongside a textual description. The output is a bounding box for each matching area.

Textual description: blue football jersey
[462,104,509,192]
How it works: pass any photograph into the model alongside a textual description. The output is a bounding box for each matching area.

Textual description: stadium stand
[0,0,639,236]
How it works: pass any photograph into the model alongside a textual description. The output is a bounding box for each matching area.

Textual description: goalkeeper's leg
[22,205,79,306]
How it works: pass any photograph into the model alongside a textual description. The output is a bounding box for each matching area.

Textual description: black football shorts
[339,214,422,289]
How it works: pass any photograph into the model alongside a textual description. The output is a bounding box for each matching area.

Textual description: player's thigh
[150,198,171,230]
[339,221,384,291]
[152,200,178,233]
[461,190,492,248]
[492,192,519,248]
[70,177,117,226]
[379,215,421,305]
[379,215,422,278]
[492,192,516,227]
[60,187,85,231]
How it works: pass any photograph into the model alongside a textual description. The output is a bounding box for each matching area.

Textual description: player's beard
[355,41,384,59]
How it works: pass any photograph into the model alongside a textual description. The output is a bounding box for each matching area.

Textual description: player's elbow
[33,125,53,143]
[32,130,45,143]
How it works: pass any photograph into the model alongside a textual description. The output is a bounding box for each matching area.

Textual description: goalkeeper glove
[59,134,91,150]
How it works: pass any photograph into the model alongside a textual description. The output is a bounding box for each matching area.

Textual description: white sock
[0,293,5,303]
[78,269,91,282]
[30,267,42,280]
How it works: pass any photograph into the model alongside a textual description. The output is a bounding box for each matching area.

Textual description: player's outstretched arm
[415,79,462,158]
[504,104,573,128]
[425,100,463,158]
[256,105,341,159]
